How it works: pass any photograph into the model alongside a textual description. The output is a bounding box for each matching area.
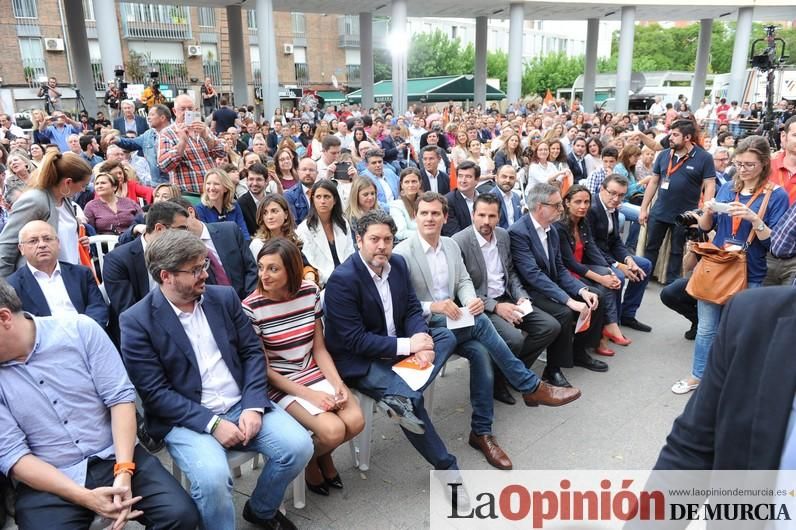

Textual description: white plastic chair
[171,450,306,510]
[88,234,119,303]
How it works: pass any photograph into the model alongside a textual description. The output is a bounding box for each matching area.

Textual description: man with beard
[489,165,523,229]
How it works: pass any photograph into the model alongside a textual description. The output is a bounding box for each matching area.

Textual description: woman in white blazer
[296,180,355,286]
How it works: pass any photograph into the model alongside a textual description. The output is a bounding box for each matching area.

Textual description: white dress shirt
[419,237,450,316]
[530,214,550,261]
[599,194,615,235]
[166,296,241,430]
[474,228,506,299]
[140,235,159,292]
[359,254,410,356]
[199,224,223,264]
[426,171,440,193]
[461,191,477,221]
[376,175,395,202]
[56,203,79,265]
[501,190,515,224]
[28,262,77,317]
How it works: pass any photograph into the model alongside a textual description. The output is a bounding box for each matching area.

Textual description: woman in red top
[96,160,153,206]
[554,185,630,355]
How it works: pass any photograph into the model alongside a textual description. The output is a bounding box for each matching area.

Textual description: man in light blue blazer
[114,104,172,184]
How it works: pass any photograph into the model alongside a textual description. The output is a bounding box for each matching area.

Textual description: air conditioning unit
[45,38,64,52]
[187,44,202,57]
[283,43,294,55]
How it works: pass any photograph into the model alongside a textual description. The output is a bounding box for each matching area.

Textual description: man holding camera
[639,120,716,284]
[140,80,165,111]
[37,111,81,153]
[37,76,62,113]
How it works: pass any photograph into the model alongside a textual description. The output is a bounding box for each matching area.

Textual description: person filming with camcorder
[37,76,63,113]
[140,72,165,111]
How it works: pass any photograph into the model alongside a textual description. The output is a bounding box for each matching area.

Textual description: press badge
[660,178,670,190]
[723,238,745,250]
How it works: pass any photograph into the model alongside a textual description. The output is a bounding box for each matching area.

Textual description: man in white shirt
[316,135,355,182]
[120,230,312,530]
[408,115,427,153]
[6,221,108,328]
[395,193,581,469]
[334,120,354,150]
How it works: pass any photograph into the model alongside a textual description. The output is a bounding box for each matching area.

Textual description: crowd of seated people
[0,92,794,529]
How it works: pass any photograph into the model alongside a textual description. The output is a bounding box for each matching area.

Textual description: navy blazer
[419,168,451,195]
[587,199,630,263]
[104,237,150,321]
[206,222,258,300]
[508,214,588,305]
[566,152,588,183]
[553,220,610,278]
[324,253,428,379]
[120,286,271,440]
[238,191,259,238]
[284,184,310,225]
[7,261,108,328]
[488,186,523,229]
[112,115,149,136]
[441,190,472,237]
[655,287,796,470]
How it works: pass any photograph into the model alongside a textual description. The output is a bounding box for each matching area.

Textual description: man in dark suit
[419,145,451,195]
[442,161,479,236]
[171,197,258,300]
[655,287,796,470]
[324,210,460,471]
[452,194,561,404]
[509,182,608,388]
[266,121,283,156]
[112,100,149,136]
[120,230,312,530]
[285,158,317,225]
[104,202,190,326]
[587,174,653,332]
[7,220,108,328]
[489,165,523,229]
[237,163,267,237]
[566,137,588,183]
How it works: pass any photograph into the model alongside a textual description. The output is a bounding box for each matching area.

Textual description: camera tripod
[750,25,789,149]
[74,88,89,117]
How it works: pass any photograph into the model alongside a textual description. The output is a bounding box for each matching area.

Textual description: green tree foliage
[408,31,471,78]
[374,49,392,82]
[521,53,584,97]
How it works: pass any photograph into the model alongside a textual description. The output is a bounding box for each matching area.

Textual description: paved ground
[2,283,698,529]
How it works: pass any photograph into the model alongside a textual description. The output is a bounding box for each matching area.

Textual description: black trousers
[531,292,605,370]
[660,277,698,325]
[15,445,198,530]
[488,294,561,367]
[644,217,687,284]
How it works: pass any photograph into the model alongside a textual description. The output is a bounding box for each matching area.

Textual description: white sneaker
[671,379,699,395]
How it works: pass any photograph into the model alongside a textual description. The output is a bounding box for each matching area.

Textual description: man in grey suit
[452,194,561,405]
[394,192,580,470]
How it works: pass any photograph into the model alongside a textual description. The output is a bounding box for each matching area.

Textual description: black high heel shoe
[306,478,330,496]
[323,473,344,489]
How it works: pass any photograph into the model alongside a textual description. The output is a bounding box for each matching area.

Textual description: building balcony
[345,64,361,85]
[22,58,47,88]
[121,3,192,40]
[294,63,309,86]
[203,61,221,85]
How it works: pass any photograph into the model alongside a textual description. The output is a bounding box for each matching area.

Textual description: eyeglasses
[604,190,627,200]
[734,162,758,171]
[173,258,210,278]
[714,157,729,162]
[21,235,57,246]
[541,201,564,210]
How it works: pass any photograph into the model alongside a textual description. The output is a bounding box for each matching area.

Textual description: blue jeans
[692,283,761,379]
[620,202,642,252]
[430,314,541,434]
[165,401,313,529]
[353,327,458,470]
[611,256,652,320]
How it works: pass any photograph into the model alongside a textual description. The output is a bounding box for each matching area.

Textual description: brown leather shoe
[468,432,513,470]
[523,381,581,407]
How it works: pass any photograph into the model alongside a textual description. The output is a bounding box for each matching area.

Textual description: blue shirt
[194,202,251,241]
[41,124,81,153]
[0,314,135,485]
[710,182,789,284]
[652,145,716,223]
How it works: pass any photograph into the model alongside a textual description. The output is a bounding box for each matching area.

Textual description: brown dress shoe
[523,381,581,407]
[468,432,513,470]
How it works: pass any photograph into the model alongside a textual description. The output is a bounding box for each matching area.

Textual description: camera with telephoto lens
[675,209,709,242]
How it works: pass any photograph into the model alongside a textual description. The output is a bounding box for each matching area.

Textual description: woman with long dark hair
[296,180,355,287]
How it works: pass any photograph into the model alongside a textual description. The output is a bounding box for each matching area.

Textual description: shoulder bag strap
[745,184,774,247]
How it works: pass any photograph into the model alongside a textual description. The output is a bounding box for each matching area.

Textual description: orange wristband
[113,462,136,477]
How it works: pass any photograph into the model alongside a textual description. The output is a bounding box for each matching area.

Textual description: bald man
[157,94,225,194]
[6,221,108,328]
[284,158,319,224]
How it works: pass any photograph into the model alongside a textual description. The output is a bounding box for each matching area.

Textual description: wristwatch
[754,221,766,232]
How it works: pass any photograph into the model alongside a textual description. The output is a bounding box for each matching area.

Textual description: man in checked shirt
[765,199,796,285]
[158,94,226,194]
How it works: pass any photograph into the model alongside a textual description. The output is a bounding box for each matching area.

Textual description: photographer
[36,111,81,153]
[670,135,789,396]
[103,80,122,119]
[37,76,62,113]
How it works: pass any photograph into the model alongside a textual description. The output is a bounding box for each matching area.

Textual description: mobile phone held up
[184,110,195,125]
[334,161,351,181]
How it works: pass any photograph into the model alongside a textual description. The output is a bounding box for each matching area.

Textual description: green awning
[316,90,346,103]
[346,75,505,104]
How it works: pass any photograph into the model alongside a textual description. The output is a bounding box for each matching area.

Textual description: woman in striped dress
[243,238,364,496]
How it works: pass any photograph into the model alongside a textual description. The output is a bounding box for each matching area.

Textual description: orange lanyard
[731,187,765,237]
[666,150,690,178]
